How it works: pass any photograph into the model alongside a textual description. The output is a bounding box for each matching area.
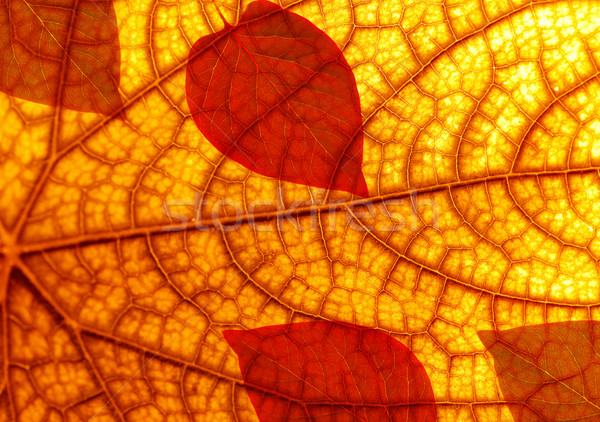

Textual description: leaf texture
[479,321,600,421]
[224,321,436,421]
[1,0,600,421]
[186,1,369,196]
[0,0,122,114]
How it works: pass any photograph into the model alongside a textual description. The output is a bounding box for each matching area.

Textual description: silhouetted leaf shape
[186,1,369,197]
[224,321,436,421]
[478,321,600,421]
[0,0,122,114]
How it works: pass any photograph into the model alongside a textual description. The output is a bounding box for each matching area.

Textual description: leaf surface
[0,0,122,114]
[1,0,600,421]
[186,1,368,196]
[224,321,436,421]
[479,321,600,421]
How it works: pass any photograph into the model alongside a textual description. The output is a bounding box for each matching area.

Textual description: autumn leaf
[2,0,600,421]
[224,321,436,421]
[478,321,600,421]
[0,0,122,114]
[186,1,369,197]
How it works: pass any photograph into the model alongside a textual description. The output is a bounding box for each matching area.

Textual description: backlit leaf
[186,1,369,196]
[0,0,123,114]
[1,0,600,421]
[478,321,600,421]
[224,321,436,421]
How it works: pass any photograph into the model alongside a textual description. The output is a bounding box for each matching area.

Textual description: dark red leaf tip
[186,1,369,197]
[224,321,436,421]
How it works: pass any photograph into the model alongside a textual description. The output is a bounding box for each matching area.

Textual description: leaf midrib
[13,166,600,255]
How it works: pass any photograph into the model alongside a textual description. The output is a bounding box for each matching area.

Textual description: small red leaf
[224,321,436,421]
[0,0,122,114]
[186,1,368,197]
[478,321,600,421]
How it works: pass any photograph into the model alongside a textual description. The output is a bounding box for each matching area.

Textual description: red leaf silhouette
[224,321,436,421]
[478,321,600,421]
[0,0,122,114]
[186,1,368,197]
